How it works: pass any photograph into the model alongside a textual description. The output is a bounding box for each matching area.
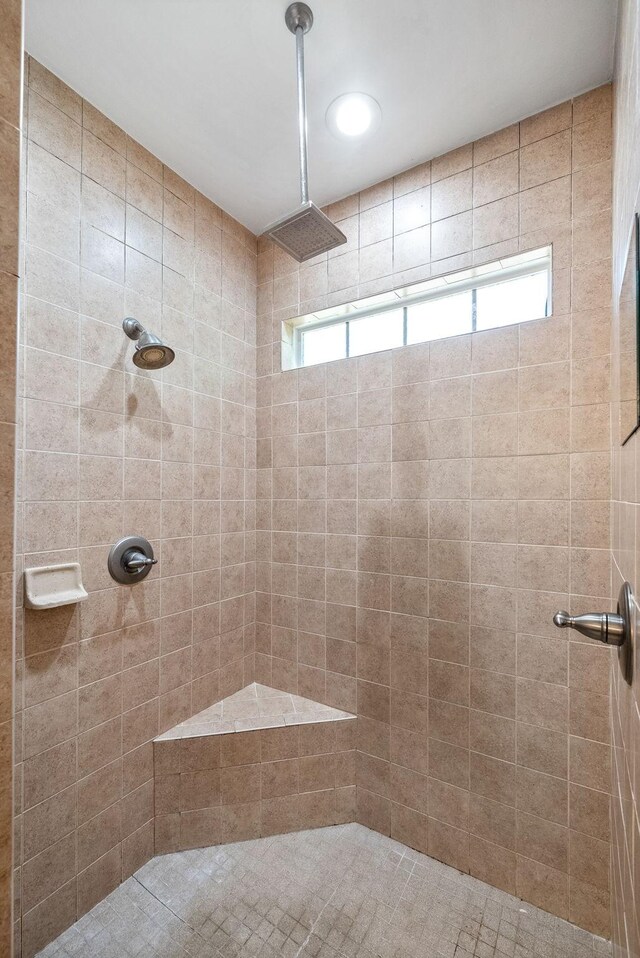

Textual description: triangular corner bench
[153,683,357,853]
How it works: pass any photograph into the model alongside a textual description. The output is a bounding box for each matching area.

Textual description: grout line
[132,870,209,945]
[292,884,339,958]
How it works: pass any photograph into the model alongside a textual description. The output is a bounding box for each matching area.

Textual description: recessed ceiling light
[326,93,382,139]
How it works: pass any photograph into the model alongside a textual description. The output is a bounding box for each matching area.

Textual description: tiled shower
[1,1,640,957]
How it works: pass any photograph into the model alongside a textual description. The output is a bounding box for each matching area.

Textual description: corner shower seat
[153,683,356,853]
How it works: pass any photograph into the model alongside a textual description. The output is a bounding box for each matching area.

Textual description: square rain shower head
[263,200,347,263]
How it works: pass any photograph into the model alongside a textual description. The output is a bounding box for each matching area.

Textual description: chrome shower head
[264,201,347,263]
[123,318,175,370]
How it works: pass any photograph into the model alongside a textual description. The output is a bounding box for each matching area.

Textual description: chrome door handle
[552,609,625,645]
[552,581,634,685]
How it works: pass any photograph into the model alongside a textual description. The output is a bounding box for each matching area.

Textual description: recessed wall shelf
[24,563,88,610]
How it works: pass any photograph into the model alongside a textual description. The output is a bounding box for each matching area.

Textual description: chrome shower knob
[122,549,157,574]
[108,535,157,584]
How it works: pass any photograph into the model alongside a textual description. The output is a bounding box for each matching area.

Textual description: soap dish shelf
[24,563,88,610]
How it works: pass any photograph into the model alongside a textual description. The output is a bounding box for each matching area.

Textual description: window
[283,246,552,369]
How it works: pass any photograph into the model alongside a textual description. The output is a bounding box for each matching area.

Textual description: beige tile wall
[0,0,21,955]
[11,52,616,956]
[611,1,640,956]
[255,88,614,936]
[13,58,257,957]
[0,0,22,958]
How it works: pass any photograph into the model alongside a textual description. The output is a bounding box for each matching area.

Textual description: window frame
[284,246,553,369]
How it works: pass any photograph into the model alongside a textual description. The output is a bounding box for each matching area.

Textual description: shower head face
[133,332,175,370]
[123,318,175,369]
[264,201,347,263]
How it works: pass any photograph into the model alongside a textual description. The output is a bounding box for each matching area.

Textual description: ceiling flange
[285,3,313,34]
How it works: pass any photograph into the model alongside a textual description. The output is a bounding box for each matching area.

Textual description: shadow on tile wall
[255,86,613,936]
[611,1,640,957]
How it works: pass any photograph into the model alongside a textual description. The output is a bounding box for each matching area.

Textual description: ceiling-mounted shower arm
[295,25,309,205]
[286,3,314,206]
[263,4,346,262]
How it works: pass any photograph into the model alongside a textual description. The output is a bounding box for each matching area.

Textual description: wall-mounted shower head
[122,318,175,370]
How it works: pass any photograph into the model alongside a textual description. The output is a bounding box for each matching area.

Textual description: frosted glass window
[406,290,473,343]
[476,272,549,330]
[301,322,347,366]
[348,310,404,357]
[285,246,552,368]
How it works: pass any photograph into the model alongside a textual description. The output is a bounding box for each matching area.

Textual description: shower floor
[36,823,610,958]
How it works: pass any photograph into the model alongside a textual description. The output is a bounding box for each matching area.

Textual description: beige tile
[431,144,472,182]
[572,84,611,126]
[520,130,571,190]
[473,152,519,207]
[431,170,472,222]
[519,315,569,367]
[520,176,571,233]
[572,114,612,171]
[431,211,472,261]
[470,751,515,806]
[520,102,572,146]
[472,326,518,373]
[22,832,76,912]
[21,879,77,958]
[572,160,612,219]
[393,161,431,197]
[516,854,569,919]
[516,765,567,826]
[569,735,610,791]
[570,876,610,938]
[28,89,82,169]
[473,125,519,166]
[428,816,469,872]
[473,195,519,249]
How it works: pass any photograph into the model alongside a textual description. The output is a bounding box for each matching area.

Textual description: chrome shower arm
[123,317,144,341]
[295,24,309,205]
[286,3,313,205]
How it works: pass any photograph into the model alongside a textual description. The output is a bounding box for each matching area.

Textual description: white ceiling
[25,0,618,234]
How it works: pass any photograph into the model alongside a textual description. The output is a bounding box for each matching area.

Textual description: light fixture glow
[335,97,371,135]
[326,93,382,140]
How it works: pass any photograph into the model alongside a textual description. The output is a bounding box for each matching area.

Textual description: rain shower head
[265,201,347,264]
[262,3,347,263]
[123,318,175,370]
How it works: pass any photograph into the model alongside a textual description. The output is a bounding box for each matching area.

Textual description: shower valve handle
[108,535,157,584]
[122,549,158,574]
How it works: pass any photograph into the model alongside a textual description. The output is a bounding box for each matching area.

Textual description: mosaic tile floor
[38,823,611,958]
